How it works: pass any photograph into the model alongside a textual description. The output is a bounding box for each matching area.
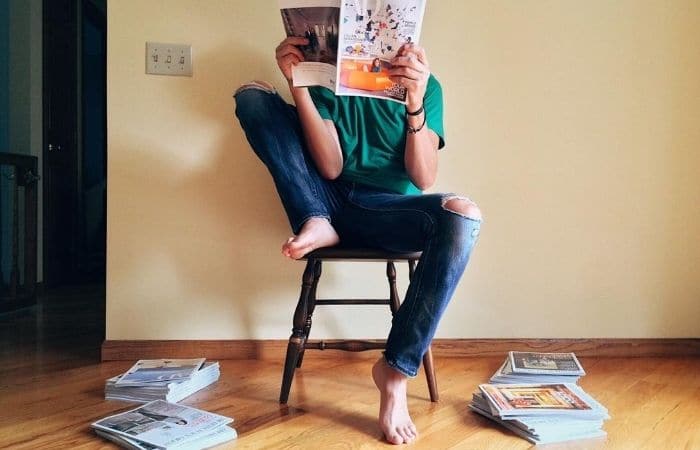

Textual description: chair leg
[387,261,401,314]
[423,346,439,402]
[297,260,321,369]
[408,259,417,280]
[280,259,317,404]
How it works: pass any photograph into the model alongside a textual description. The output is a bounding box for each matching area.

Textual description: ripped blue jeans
[234,84,481,377]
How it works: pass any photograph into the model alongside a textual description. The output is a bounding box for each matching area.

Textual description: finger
[398,41,417,54]
[280,54,302,69]
[399,44,429,67]
[411,45,428,66]
[389,66,423,81]
[276,45,305,62]
[390,55,426,73]
[282,53,301,64]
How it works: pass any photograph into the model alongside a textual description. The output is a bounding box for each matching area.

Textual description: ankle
[305,217,331,227]
[376,358,407,383]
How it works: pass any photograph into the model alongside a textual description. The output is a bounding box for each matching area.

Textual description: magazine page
[92,400,232,448]
[116,359,206,385]
[280,0,340,90]
[336,0,426,102]
[508,352,585,376]
[479,384,597,417]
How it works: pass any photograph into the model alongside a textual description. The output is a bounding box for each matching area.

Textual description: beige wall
[107,0,700,340]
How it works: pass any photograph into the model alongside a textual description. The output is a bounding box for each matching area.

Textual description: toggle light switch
[146,42,192,77]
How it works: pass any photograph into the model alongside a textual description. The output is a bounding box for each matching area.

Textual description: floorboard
[1,287,699,449]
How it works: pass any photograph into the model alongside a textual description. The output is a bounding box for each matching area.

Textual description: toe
[403,425,416,442]
[281,237,294,252]
[386,431,404,445]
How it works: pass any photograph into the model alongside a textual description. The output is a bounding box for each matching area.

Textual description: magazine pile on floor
[97,359,233,448]
[470,352,610,445]
[92,400,236,450]
[490,351,586,384]
[105,359,220,403]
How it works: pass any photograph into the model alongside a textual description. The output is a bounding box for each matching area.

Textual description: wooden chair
[279,247,439,404]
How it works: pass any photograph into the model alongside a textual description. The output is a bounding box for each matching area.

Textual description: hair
[372,58,381,67]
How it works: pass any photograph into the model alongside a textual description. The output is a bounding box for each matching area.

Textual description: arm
[276,37,343,179]
[389,44,439,190]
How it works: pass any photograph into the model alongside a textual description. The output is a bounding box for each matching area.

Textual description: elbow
[411,173,436,191]
[414,178,435,191]
[319,165,342,180]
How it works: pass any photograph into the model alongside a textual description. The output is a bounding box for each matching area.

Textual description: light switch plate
[146,42,192,76]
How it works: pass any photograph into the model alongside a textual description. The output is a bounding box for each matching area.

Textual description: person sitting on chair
[234,36,482,445]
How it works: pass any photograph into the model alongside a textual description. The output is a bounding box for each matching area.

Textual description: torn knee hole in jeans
[234,80,276,96]
[441,195,482,221]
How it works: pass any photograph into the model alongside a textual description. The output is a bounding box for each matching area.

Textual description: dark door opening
[43,0,106,287]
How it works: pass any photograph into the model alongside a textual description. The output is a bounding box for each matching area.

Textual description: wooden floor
[1,288,699,449]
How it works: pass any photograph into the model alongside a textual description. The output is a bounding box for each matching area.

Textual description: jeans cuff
[383,351,418,378]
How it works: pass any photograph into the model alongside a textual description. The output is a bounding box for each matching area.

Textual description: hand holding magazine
[279,0,427,102]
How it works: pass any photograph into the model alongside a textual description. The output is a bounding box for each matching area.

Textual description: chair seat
[305,247,422,261]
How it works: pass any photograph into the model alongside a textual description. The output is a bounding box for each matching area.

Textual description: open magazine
[280,0,427,103]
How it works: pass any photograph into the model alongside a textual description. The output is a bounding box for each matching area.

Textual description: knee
[234,80,276,96]
[442,196,482,222]
[438,195,482,254]
[233,80,278,122]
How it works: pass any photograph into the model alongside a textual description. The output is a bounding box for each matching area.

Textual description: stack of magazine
[470,352,609,445]
[92,400,237,449]
[490,351,586,384]
[106,359,220,403]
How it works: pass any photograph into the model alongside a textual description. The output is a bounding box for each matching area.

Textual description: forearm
[289,83,343,179]
[404,104,438,190]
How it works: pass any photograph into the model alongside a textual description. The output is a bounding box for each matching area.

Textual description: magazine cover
[92,400,232,448]
[336,0,426,102]
[479,384,594,416]
[115,359,206,386]
[509,352,585,376]
[280,0,340,90]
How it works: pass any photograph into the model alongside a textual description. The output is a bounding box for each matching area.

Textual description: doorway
[43,0,106,287]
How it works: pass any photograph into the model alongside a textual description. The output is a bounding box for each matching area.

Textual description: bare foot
[281,217,339,259]
[372,357,417,445]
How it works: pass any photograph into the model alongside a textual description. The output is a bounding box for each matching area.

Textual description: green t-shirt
[309,75,445,195]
